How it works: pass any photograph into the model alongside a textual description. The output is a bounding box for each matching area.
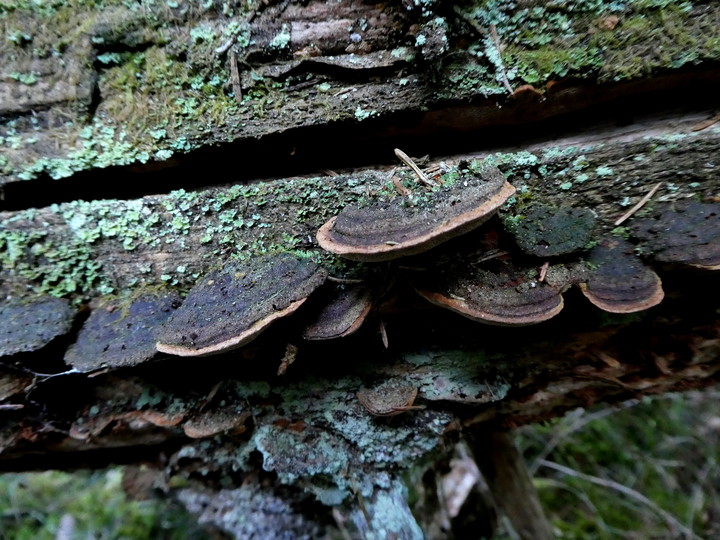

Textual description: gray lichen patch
[504,203,597,257]
[176,482,327,540]
[156,253,327,356]
[64,291,181,373]
[350,480,424,540]
[402,350,512,405]
[317,164,515,261]
[302,282,373,340]
[0,296,74,357]
[579,238,664,313]
[631,201,720,270]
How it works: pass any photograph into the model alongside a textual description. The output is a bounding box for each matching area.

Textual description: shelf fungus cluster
[0,160,718,404]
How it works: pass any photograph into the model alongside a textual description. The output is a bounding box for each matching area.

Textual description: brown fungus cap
[317,163,515,261]
[357,381,423,417]
[416,259,580,326]
[631,201,720,270]
[156,253,327,357]
[302,282,373,340]
[579,238,664,313]
[0,296,75,357]
[64,291,181,373]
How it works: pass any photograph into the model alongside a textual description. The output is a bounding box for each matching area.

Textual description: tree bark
[1,1,720,538]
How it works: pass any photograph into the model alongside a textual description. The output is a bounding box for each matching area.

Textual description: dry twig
[614,182,662,226]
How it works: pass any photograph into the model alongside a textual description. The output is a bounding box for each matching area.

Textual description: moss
[0,213,113,299]
[450,0,720,92]
[504,204,597,257]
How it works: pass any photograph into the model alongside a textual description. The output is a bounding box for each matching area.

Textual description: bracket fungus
[631,201,720,270]
[317,162,515,261]
[182,408,251,439]
[302,282,374,340]
[356,381,423,417]
[64,292,181,373]
[0,296,75,357]
[156,253,327,357]
[579,238,664,313]
[415,253,579,326]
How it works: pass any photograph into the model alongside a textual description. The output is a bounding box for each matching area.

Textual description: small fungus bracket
[631,201,720,270]
[415,252,581,326]
[156,253,327,356]
[357,381,424,417]
[65,291,181,373]
[317,163,515,261]
[303,282,374,340]
[0,296,75,358]
[579,238,664,313]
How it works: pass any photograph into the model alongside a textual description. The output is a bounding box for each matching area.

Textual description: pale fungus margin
[578,238,665,314]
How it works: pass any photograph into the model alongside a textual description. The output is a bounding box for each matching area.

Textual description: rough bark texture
[1,1,720,538]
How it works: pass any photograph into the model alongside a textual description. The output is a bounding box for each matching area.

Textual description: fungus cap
[0,296,74,357]
[317,163,515,261]
[415,259,579,326]
[302,283,373,340]
[357,382,422,416]
[64,291,181,372]
[579,238,664,313]
[631,201,720,270]
[156,253,327,357]
[183,408,250,439]
[417,284,564,326]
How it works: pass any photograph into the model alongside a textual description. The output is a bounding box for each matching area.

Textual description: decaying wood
[1,0,720,537]
[468,428,553,540]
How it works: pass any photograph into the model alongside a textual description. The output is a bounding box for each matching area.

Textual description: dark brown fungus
[504,204,597,257]
[579,238,664,313]
[302,282,373,340]
[64,291,182,373]
[631,201,720,270]
[317,163,515,261]
[416,258,580,326]
[156,253,327,357]
[0,296,74,357]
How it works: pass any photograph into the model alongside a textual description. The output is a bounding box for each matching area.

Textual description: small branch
[215,36,235,55]
[539,459,703,540]
[229,51,242,106]
[614,182,662,226]
[391,173,413,198]
[538,261,550,282]
[692,113,720,132]
[394,148,435,187]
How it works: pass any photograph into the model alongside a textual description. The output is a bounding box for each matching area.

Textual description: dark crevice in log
[0,439,182,473]
[1,66,719,212]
